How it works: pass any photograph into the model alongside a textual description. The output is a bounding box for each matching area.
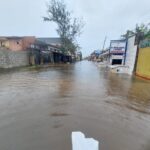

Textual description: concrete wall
[125,36,137,75]
[136,47,150,79]
[0,48,29,68]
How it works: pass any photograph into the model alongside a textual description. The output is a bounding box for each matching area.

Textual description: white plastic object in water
[72,132,99,150]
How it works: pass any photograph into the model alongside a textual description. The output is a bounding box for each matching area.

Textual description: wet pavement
[0,61,150,150]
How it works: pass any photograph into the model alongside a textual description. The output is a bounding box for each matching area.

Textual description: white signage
[110,40,126,53]
[112,55,124,59]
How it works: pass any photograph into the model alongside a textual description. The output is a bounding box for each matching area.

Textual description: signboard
[112,55,124,59]
[110,40,126,54]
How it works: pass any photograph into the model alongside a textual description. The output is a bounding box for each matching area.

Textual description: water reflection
[0,61,150,150]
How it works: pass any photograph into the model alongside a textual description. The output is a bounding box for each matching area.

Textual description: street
[0,61,150,150]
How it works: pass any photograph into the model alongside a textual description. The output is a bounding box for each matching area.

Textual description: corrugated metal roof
[37,37,61,45]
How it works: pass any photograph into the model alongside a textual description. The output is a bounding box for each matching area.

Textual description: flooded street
[0,61,150,150]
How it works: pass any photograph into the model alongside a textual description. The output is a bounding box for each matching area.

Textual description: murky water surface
[0,61,150,150]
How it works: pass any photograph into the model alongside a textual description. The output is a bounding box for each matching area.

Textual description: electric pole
[102,36,107,52]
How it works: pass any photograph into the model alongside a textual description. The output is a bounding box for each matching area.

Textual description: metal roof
[110,39,126,42]
[34,40,47,46]
[37,37,61,45]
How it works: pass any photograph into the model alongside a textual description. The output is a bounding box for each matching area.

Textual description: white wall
[125,36,137,75]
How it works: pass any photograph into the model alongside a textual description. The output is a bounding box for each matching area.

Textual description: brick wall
[0,36,36,51]
[0,48,29,68]
[22,36,36,50]
[9,39,23,51]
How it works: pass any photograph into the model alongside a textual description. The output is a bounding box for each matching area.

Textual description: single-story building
[109,40,127,65]
[0,36,35,51]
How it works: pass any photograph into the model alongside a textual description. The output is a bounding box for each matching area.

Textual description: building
[37,37,73,62]
[0,36,73,68]
[90,50,102,61]
[0,36,35,68]
[125,35,138,75]
[109,40,126,65]
[29,38,72,65]
[99,49,110,63]
[0,36,35,51]
[76,51,82,61]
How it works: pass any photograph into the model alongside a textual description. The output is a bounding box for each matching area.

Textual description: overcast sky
[0,0,150,56]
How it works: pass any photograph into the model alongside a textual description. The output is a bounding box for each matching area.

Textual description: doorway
[112,59,122,65]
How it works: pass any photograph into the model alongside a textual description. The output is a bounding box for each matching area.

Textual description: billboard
[110,40,126,54]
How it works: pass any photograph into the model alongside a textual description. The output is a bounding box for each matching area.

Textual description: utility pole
[102,36,107,52]
[123,31,129,65]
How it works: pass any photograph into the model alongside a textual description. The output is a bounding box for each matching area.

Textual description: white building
[125,35,138,75]
[109,40,126,65]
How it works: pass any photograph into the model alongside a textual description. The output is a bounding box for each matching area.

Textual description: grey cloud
[0,0,150,56]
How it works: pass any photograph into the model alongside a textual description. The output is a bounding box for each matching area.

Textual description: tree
[121,30,135,39]
[121,23,150,40]
[43,0,84,54]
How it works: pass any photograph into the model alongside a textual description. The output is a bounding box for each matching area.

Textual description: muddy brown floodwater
[0,61,150,150]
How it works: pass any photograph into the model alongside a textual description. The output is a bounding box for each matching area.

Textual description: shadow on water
[50,112,70,117]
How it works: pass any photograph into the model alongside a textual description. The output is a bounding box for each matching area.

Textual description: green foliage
[135,23,149,34]
[121,30,135,39]
[122,23,150,40]
[43,0,84,54]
